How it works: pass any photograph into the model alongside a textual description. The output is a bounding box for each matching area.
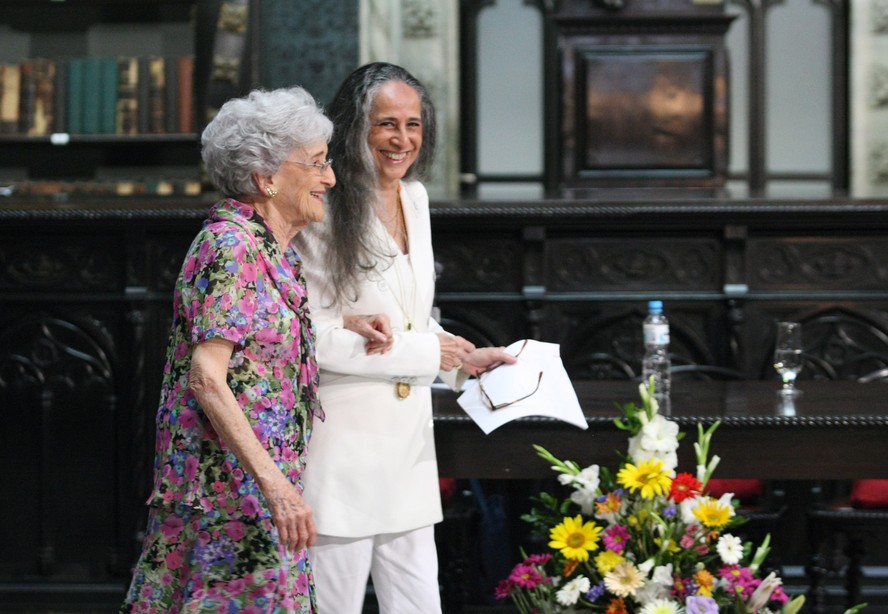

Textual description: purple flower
[586,581,607,602]
[686,595,719,614]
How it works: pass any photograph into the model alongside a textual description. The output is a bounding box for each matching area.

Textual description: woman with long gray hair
[294,63,515,613]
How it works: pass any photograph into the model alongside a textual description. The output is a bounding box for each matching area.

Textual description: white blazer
[294,180,463,537]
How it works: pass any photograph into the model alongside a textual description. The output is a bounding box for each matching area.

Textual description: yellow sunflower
[549,514,603,561]
[692,496,735,528]
[617,458,673,499]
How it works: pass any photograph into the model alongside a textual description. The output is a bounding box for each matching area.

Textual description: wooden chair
[806,482,888,613]
[805,369,888,613]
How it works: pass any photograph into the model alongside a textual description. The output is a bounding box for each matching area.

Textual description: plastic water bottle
[642,300,671,413]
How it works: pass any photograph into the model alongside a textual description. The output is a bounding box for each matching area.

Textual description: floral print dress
[122,199,322,613]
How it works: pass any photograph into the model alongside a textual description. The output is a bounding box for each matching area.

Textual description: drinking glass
[773,321,803,397]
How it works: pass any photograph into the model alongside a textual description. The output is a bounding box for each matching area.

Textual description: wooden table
[432,379,888,480]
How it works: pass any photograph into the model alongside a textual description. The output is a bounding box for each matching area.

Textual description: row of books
[2,177,203,198]
[0,55,195,137]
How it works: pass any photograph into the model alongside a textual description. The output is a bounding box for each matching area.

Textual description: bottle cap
[648,300,663,313]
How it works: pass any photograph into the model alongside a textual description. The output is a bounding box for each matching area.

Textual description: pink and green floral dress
[122,199,323,613]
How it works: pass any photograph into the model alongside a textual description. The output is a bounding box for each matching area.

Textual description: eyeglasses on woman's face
[286,158,334,176]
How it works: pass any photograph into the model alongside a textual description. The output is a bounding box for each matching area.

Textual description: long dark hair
[323,62,438,307]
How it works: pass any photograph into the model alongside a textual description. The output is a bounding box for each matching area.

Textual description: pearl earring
[267,187,278,198]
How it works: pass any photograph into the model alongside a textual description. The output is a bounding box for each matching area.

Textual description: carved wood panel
[0,238,125,291]
[547,237,722,290]
[748,237,888,291]
[0,312,120,579]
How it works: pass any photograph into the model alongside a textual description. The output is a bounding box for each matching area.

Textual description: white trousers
[310,525,442,614]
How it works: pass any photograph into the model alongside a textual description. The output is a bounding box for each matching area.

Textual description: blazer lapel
[399,183,434,318]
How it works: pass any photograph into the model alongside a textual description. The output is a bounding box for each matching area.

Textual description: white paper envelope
[457,339,587,434]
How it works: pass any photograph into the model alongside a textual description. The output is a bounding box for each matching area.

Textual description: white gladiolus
[640,415,680,453]
[570,486,598,515]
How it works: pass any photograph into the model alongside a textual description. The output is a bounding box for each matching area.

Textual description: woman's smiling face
[367,80,423,187]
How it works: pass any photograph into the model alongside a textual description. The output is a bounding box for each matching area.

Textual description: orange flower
[595,491,623,516]
[606,597,628,614]
[695,569,715,596]
[562,559,579,577]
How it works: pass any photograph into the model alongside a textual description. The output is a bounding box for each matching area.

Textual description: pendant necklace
[390,191,416,399]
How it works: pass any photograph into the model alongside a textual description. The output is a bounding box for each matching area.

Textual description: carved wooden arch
[0,314,115,393]
[0,314,119,575]
[560,306,718,381]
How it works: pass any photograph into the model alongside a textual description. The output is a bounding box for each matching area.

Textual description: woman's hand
[264,479,317,551]
[437,333,475,371]
[460,346,518,377]
[344,314,394,355]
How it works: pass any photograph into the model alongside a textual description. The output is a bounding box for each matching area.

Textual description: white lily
[746,571,781,612]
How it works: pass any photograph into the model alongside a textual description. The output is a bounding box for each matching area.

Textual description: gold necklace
[391,202,416,400]
[392,259,416,400]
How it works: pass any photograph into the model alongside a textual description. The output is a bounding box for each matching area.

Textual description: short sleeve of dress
[179,224,259,348]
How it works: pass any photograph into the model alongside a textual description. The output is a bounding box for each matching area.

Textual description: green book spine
[66,57,84,134]
[81,57,102,134]
[99,57,117,134]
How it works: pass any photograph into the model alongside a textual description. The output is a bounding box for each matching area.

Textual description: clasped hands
[343,313,517,375]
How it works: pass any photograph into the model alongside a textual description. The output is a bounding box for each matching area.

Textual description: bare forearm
[189,339,314,549]
[193,380,285,493]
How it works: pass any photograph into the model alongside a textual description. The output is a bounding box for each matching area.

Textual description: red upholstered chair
[850,479,888,509]
[707,478,765,506]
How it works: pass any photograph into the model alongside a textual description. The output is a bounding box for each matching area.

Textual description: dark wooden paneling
[3,197,888,606]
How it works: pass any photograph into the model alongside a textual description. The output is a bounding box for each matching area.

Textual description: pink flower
[225,520,246,541]
[256,328,281,344]
[495,579,515,599]
[509,563,546,589]
[296,572,309,594]
[179,408,198,429]
[174,341,190,360]
[184,456,198,482]
[603,524,631,554]
[165,548,184,570]
[160,515,185,540]
[719,565,757,595]
[241,262,257,283]
[240,494,260,517]
[525,553,552,566]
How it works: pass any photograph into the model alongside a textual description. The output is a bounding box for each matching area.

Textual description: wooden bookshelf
[0,0,200,199]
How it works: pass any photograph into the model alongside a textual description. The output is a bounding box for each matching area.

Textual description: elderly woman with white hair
[121,87,340,612]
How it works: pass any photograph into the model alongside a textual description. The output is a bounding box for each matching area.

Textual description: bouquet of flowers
[495,381,865,614]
